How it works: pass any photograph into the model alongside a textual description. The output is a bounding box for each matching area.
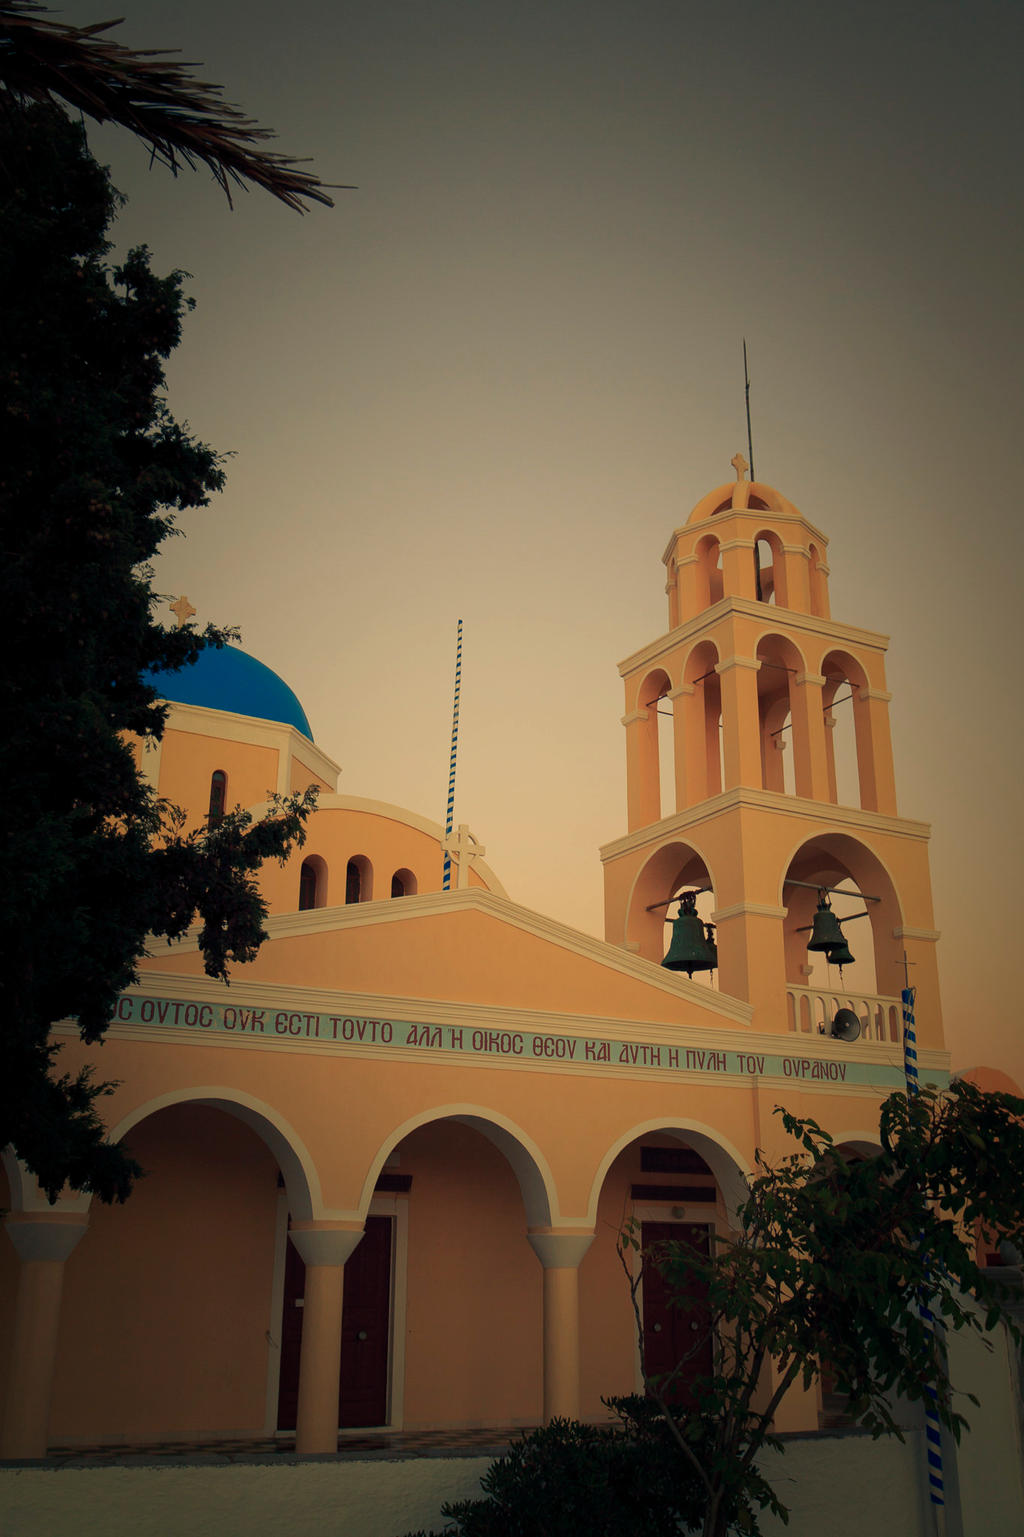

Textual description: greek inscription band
[106,993,936,1091]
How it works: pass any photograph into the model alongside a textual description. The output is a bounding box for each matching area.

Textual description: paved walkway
[28,1425,539,1467]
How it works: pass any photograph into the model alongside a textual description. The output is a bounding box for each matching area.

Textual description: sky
[58,0,1023,1082]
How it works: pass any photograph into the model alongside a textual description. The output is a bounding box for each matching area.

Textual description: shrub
[397,1400,705,1536]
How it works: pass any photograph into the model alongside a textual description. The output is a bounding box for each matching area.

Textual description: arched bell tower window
[754,531,787,606]
[391,868,417,898]
[208,770,227,822]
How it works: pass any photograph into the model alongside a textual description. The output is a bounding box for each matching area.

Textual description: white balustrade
[786,984,901,1043]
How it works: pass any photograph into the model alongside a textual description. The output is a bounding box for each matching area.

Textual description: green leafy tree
[620,1081,1024,1537]
[0,99,316,1205]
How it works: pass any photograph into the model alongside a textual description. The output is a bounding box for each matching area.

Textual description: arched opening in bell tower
[637,666,674,823]
[819,648,893,813]
[753,531,787,608]
[820,650,869,809]
[682,640,723,804]
[626,840,716,972]
[695,535,723,610]
[781,835,904,1041]
[756,634,806,796]
[662,882,718,990]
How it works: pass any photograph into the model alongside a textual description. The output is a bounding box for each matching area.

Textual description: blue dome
[145,645,314,741]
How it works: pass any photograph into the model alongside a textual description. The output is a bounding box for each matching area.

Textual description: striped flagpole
[442,620,463,892]
[902,986,920,1098]
[903,985,946,1527]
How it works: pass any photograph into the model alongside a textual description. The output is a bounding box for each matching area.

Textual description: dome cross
[169,594,196,628]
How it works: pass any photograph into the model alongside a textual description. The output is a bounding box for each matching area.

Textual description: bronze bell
[704,922,718,972]
[826,937,856,972]
[807,893,845,952]
[662,892,717,976]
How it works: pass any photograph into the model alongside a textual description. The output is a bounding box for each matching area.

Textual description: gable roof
[142,886,752,1032]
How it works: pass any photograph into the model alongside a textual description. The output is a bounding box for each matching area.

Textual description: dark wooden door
[339,1214,392,1426]
[276,1215,393,1430]
[641,1221,713,1407]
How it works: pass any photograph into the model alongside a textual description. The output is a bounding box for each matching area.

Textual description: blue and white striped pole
[442,620,462,892]
[902,984,946,1527]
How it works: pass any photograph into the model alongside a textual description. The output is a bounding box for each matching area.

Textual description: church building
[1,467,967,1460]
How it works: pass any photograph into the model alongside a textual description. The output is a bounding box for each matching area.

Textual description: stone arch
[779,833,906,1014]
[360,1104,557,1228]
[625,838,717,965]
[588,1118,749,1225]
[108,1087,321,1221]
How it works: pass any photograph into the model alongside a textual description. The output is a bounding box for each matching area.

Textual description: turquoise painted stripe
[107,995,950,1091]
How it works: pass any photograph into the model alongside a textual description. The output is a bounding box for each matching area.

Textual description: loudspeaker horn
[830,1008,861,1043]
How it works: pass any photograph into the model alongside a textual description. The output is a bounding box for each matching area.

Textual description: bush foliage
[398,1400,707,1537]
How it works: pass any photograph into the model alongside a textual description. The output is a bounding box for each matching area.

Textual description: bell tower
[600,459,943,1047]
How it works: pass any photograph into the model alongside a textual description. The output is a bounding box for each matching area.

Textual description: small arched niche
[390,867,417,898]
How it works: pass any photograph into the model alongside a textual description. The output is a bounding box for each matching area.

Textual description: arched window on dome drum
[208,770,227,822]
[298,860,318,911]
[391,868,417,898]
[346,857,373,904]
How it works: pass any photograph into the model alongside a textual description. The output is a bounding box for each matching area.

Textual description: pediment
[141,888,750,1033]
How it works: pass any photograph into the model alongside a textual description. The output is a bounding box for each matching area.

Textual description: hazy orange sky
[63,1,1023,1082]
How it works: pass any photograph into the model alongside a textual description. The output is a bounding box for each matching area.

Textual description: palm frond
[0,1,346,211]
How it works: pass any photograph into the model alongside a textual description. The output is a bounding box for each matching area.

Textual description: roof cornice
[618,597,890,678]
[599,786,931,863]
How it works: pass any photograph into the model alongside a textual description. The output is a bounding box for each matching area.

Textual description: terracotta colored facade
[1,472,968,1458]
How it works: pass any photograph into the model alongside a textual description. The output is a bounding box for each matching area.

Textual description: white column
[289,1225,365,1455]
[527,1232,595,1422]
[1,1215,89,1459]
